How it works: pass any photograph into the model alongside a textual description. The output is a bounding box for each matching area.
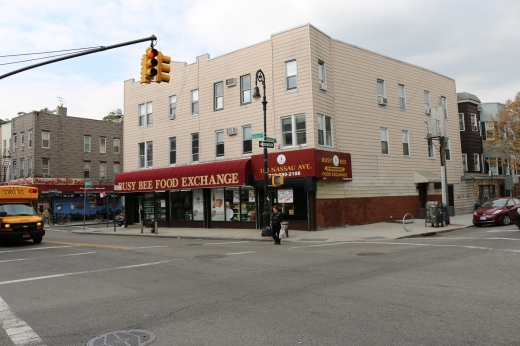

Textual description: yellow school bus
[0,186,45,244]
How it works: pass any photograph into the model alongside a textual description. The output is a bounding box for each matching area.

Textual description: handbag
[279,227,287,239]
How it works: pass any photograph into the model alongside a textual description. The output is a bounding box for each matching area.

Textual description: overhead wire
[0,46,102,66]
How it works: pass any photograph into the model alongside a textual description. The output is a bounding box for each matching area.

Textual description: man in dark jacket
[270,205,283,245]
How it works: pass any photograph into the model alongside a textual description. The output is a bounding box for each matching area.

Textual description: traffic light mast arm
[0,35,157,80]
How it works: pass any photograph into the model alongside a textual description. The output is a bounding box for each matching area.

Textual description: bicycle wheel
[64,216,70,226]
[57,217,65,225]
[48,216,54,226]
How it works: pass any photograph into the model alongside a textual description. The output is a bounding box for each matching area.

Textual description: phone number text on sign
[268,171,301,178]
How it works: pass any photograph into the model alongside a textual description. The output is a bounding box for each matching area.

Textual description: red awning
[115,159,251,192]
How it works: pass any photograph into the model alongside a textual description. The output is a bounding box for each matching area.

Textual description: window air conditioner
[425,108,431,115]
[472,125,478,131]
[378,96,387,106]
[226,78,236,87]
[226,127,237,135]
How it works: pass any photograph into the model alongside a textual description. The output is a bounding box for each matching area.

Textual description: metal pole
[83,188,86,232]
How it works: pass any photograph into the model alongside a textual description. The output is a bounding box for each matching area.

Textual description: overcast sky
[1,0,518,120]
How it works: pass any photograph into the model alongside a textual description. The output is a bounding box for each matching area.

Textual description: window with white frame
[489,158,498,174]
[83,161,90,179]
[169,137,176,165]
[470,114,478,131]
[138,102,153,127]
[12,134,17,152]
[113,162,120,175]
[28,131,32,148]
[241,75,251,104]
[84,136,91,152]
[214,82,223,110]
[169,95,177,120]
[12,160,16,179]
[317,114,332,147]
[459,113,465,131]
[486,121,495,139]
[113,138,120,154]
[21,133,24,150]
[100,137,106,153]
[20,159,24,177]
[100,162,106,179]
[215,130,224,157]
[380,128,389,155]
[428,140,435,159]
[462,154,468,171]
[42,158,49,177]
[424,90,431,113]
[281,114,306,147]
[444,138,451,160]
[440,96,448,119]
[318,60,327,90]
[28,158,32,177]
[398,84,406,110]
[138,142,153,168]
[242,125,252,154]
[285,60,297,91]
[191,133,199,162]
[42,131,50,148]
[191,89,199,116]
[474,154,480,172]
[402,130,410,156]
[377,79,386,98]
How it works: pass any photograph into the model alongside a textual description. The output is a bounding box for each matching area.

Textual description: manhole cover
[87,330,156,346]
[356,252,384,256]
[195,254,227,259]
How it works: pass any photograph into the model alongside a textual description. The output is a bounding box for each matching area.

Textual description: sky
[1,0,519,120]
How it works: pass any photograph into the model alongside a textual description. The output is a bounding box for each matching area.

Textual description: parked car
[115,213,125,226]
[473,197,520,226]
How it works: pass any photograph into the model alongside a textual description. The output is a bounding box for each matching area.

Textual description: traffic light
[155,51,171,83]
[140,48,158,84]
[271,174,284,187]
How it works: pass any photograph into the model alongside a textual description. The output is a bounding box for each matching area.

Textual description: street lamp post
[253,69,272,237]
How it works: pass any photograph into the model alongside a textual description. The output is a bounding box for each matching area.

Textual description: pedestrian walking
[270,205,283,245]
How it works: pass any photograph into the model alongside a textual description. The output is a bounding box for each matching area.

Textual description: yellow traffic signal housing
[156,51,171,83]
[140,48,158,84]
[140,54,150,84]
[272,174,284,187]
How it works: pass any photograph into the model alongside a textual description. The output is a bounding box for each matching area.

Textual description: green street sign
[266,137,276,143]
[251,133,263,139]
[85,181,94,188]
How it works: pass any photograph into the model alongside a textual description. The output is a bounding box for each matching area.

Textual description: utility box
[425,201,444,227]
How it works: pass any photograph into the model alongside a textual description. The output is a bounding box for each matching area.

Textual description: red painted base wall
[316,194,442,228]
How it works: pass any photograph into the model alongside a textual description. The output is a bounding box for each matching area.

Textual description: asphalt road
[1,224,520,346]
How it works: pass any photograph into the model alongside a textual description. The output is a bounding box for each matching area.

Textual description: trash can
[282,222,289,238]
[425,201,443,227]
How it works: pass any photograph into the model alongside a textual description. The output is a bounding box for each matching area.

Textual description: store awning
[114,159,252,192]
[414,170,441,183]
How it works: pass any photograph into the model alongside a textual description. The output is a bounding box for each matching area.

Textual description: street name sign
[266,137,276,143]
[85,181,94,188]
[251,133,263,139]
[259,141,275,148]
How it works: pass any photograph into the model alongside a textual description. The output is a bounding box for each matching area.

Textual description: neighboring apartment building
[5,108,124,219]
[1,122,11,182]
[116,23,465,231]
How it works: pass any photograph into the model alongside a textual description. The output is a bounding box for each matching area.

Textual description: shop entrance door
[133,196,143,223]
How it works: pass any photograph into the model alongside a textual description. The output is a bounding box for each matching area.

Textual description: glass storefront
[169,190,193,221]
[212,186,255,222]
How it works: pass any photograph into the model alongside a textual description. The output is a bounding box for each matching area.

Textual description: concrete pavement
[68,213,476,242]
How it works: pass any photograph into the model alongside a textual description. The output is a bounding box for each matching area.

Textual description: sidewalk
[68,214,475,242]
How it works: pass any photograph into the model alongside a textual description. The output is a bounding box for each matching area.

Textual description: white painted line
[485,237,520,241]
[226,251,258,255]
[204,241,251,245]
[0,246,73,254]
[0,252,98,263]
[129,246,168,249]
[486,230,518,232]
[0,295,46,346]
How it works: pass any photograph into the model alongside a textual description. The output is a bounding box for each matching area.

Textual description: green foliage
[103,112,118,122]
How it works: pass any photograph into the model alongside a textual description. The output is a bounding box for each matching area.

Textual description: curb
[397,226,469,239]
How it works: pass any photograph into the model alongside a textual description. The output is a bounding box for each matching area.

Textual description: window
[489,158,498,174]
[28,158,32,177]
[214,82,223,110]
[191,89,199,116]
[444,138,451,160]
[169,137,176,165]
[402,130,410,156]
[12,161,16,179]
[169,95,177,120]
[113,163,120,175]
[459,113,465,131]
[470,114,478,131]
[317,114,333,147]
[380,128,389,155]
[377,79,386,98]
[474,154,480,172]
[242,126,252,154]
[83,161,90,179]
[21,133,24,150]
[28,131,32,148]
[318,60,327,90]
[100,137,106,153]
[486,121,495,140]
[240,75,251,104]
[191,133,199,162]
[84,136,91,152]
[138,142,153,168]
[42,159,49,177]
[3,139,6,156]
[12,134,16,152]
[113,138,120,154]
[215,131,224,157]
[138,102,152,127]
[424,91,431,113]
[42,131,50,148]
[100,162,106,179]
[285,60,297,91]
[20,159,24,177]
[440,96,448,119]
[462,154,468,171]
[281,114,306,147]
[398,84,406,110]
[428,140,435,159]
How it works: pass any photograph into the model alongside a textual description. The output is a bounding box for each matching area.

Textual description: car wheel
[502,215,512,225]
[474,224,482,227]
[33,237,43,244]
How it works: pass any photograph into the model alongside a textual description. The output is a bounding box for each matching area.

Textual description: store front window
[169,190,193,221]
[211,186,255,222]
[270,187,308,222]
[154,192,166,222]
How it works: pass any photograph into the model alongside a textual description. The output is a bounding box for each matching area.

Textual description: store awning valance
[114,159,251,192]
[414,170,441,183]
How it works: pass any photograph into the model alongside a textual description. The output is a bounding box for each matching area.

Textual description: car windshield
[481,199,507,208]
[0,203,37,216]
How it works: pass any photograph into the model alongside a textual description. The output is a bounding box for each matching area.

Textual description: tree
[0,118,11,125]
[103,112,118,122]
[484,92,520,171]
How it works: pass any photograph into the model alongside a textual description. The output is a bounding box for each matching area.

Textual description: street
[1,224,520,345]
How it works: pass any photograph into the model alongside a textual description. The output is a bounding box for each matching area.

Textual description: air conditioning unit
[226,78,236,87]
[425,108,431,115]
[226,127,237,135]
[378,96,387,106]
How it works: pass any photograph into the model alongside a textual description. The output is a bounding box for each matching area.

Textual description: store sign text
[260,164,312,174]
[118,173,240,191]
